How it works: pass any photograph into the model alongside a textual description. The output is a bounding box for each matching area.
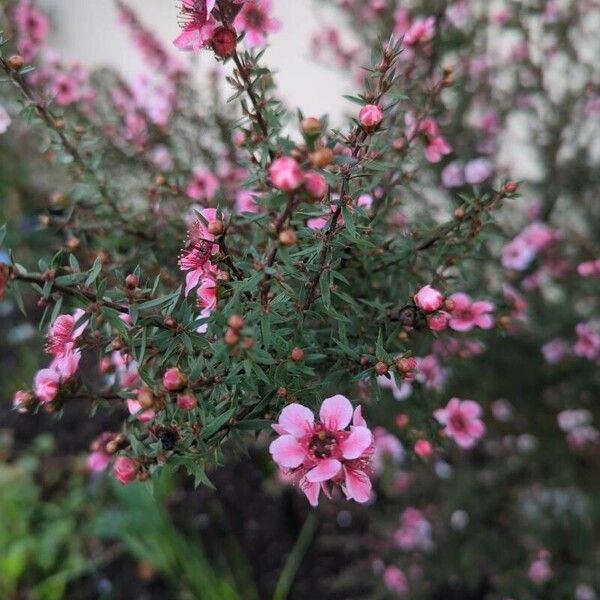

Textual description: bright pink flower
[177,393,197,410]
[573,322,600,360]
[383,566,409,595]
[197,273,218,310]
[269,395,374,506]
[447,292,495,331]
[33,368,60,404]
[414,439,432,457]
[427,311,449,331]
[234,0,282,48]
[358,104,384,128]
[403,16,436,46]
[173,0,217,52]
[186,168,219,201]
[521,222,556,250]
[357,194,373,210]
[434,398,486,449]
[303,171,328,199]
[87,451,112,472]
[577,261,598,277]
[414,284,443,313]
[269,157,304,191]
[235,190,261,213]
[163,367,188,391]
[46,309,87,357]
[113,456,137,484]
[127,398,155,423]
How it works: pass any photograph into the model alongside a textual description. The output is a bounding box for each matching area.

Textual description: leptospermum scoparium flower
[434,398,486,449]
[269,395,374,506]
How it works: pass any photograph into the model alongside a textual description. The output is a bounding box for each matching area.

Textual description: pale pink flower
[269,395,374,506]
[234,0,282,48]
[464,157,493,184]
[377,373,413,400]
[186,168,219,201]
[447,292,495,331]
[501,237,536,270]
[405,113,451,163]
[528,558,552,585]
[236,190,261,213]
[0,105,11,135]
[413,284,443,313]
[573,322,600,360]
[577,261,599,277]
[441,160,465,187]
[434,398,486,449]
[87,432,117,473]
[383,566,409,595]
[358,104,384,128]
[394,507,433,551]
[416,354,446,390]
[357,194,373,210]
[521,222,556,250]
[541,339,568,364]
[113,456,137,484]
[33,369,60,404]
[13,390,33,413]
[372,427,404,473]
[269,157,304,191]
[403,16,436,46]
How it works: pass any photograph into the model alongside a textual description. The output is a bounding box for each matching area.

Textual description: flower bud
[13,390,34,413]
[290,347,304,361]
[137,388,155,410]
[358,104,384,129]
[396,414,409,428]
[224,328,240,345]
[8,55,24,70]
[454,206,466,220]
[163,367,188,391]
[414,439,433,458]
[413,285,444,313]
[427,312,449,332]
[395,356,417,373]
[228,314,244,330]
[113,456,137,484]
[504,181,518,194]
[207,219,224,236]
[278,228,297,247]
[211,26,237,57]
[309,147,334,168]
[301,116,322,136]
[303,171,327,200]
[269,157,304,191]
[375,361,389,375]
[176,393,197,410]
[125,274,138,288]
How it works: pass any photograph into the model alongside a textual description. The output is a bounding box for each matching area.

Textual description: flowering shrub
[2,0,600,596]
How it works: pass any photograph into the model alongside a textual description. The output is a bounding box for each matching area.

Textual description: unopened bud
[228,314,244,330]
[290,347,304,361]
[279,229,297,247]
[224,328,240,345]
[375,361,388,375]
[8,54,24,70]
[301,117,322,136]
[309,147,334,168]
[207,219,224,236]
[125,274,138,288]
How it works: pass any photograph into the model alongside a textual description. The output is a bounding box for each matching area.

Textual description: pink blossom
[197,273,218,310]
[464,157,493,184]
[357,194,373,210]
[434,398,486,449]
[234,0,282,48]
[113,456,137,484]
[414,284,443,313]
[13,390,33,413]
[173,0,217,52]
[448,292,495,331]
[528,558,552,585]
[269,157,304,192]
[33,368,60,404]
[269,395,374,506]
[127,398,155,423]
[372,427,404,473]
[542,339,568,364]
[573,322,600,360]
[394,507,433,551]
[383,566,409,595]
[377,373,413,400]
[358,104,384,128]
[403,16,436,46]
[303,171,328,199]
[441,160,465,187]
[186,168,219,201]
[427,311,449,331]
[163,367,188,391]
[405,113,451,163]
[577,261,598,277]
[501,237,536,270]
[414,439,433,457]
[87,451,112,472]
[236,190,261,213]
[416,354,446,390]
[0,105,11,135]
[521,222,556,250]
[46,309,88,357]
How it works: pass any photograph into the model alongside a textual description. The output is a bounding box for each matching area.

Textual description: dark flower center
[309,430,337,458]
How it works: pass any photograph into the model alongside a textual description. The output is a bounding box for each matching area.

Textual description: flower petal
[306,458,342,482]
[269,435,306,468]
[320,394,353,431]
[299,478,320,506]
[341,426,373,459]
[343,467,372,503]
[277,403,314,437]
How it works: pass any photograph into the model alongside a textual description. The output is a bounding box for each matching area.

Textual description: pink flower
[46,309,88,357]
[269,395,374,506]
[542,339,568,364]
[197,274,218,310]
[501,237,536,270]
[127,398,155,423]
[573,322,600,360]
[447,292,495,331]
[383,566,409,595]
[186,168,219,201]
[0,104,11,135]
[403,16,436,45]
[234,0,282,48]
[173,0,217,52]
[163,367,188,391]
[528,558,552,585]
[464,157,493,184]
[434,398,486,449]
[358,104,384,128]
[33,368,60,404]
[405,113,451,163]
[394,507,433,551]
[177,393,197,410]
[87,451,112,472]
[414,439,433,457]
[269,157,304,192]
[303,171,328,199]
[236,190,261,214]
[427,311,449,331]
[113,456,137,484]
[441,160,465,187]
[416,354,446,390]
[414,284,444,313]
